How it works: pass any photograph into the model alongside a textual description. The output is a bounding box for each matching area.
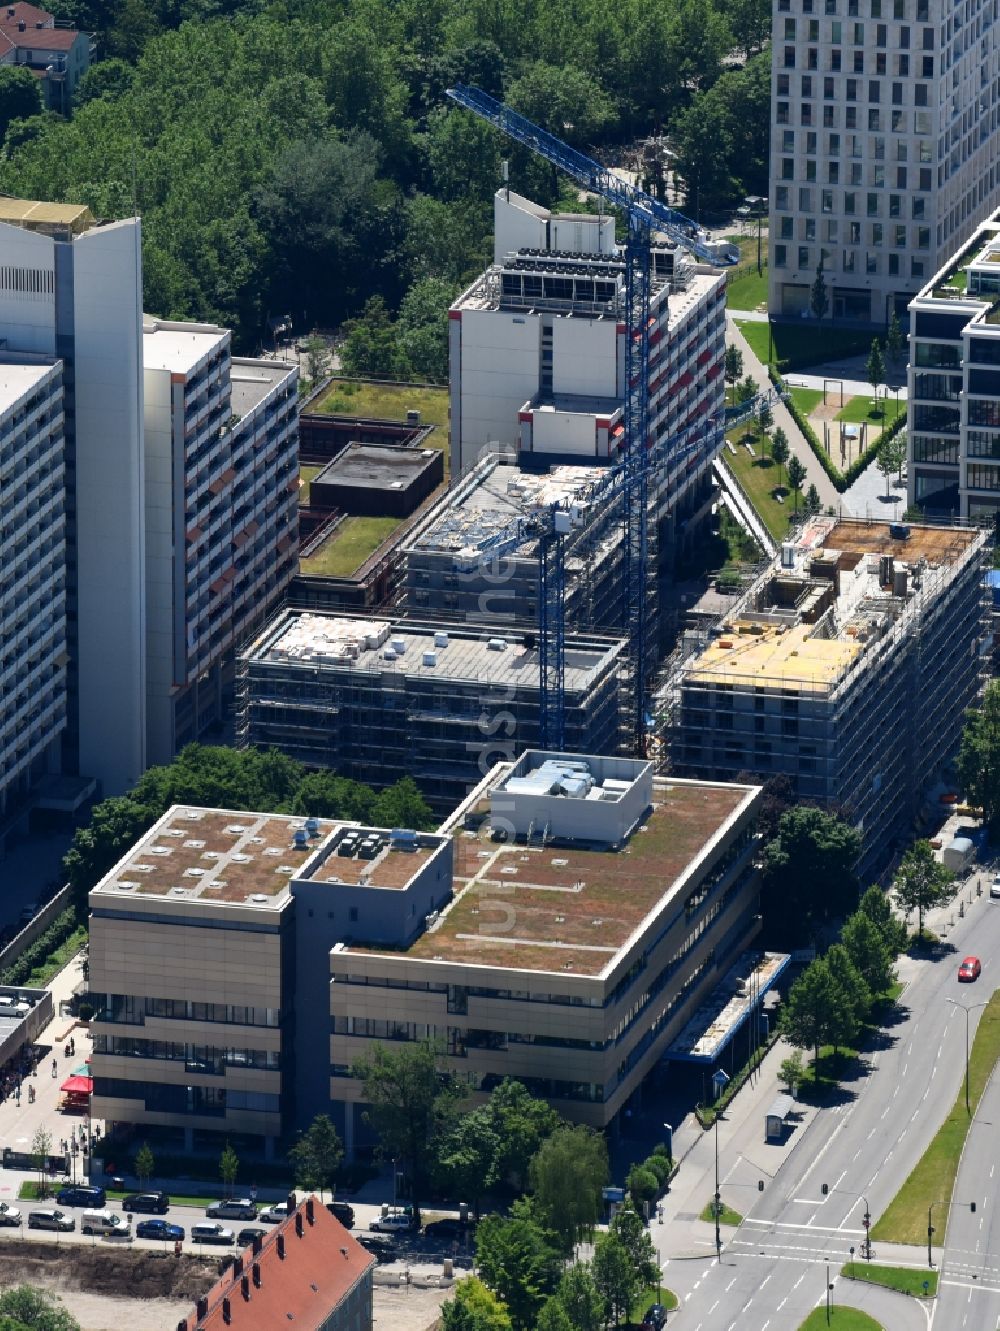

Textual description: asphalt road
[664,896,1000,1330]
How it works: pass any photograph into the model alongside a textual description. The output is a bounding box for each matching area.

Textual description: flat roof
[396,778,752,976]
[0,196,92,230]
[230,357,295,417]
[411,458,610,557]
[142,319,228,375]
[315,444,439,489]
[0,360,57,416]
[665,951,790,1062]
[819,517,978,565]
[91,807,440,907]
[250,611,622,693]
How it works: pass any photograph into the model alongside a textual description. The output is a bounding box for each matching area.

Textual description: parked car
[82,1209,131,1237]
[57,1185,106,1208]
[423,1217,472,1242]
[369,1211,414,1233]
[326,1201,355,1229]
[642,1304,668,1330]
[191,1221,235,1246]
[136,1219,186,1242]
[357,1233,397,1263]
[0,1202,21,1227]
[206,1199,258,1221]
[958,955,982,981]
[28,1209,75,1232]
[237,1226,266,1247]
[122,1191,170,1215]
[990,876,1000,900]
[259,1201,294,1224]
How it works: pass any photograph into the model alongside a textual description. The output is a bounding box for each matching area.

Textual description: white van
[82,1209,131,1237]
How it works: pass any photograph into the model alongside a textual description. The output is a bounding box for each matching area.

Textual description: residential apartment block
[769,0,1000,324]
[88,753,762,1154]
[236,611,625,813]
[0,361,66,817]
[143,318,298,764]
[671,517,986,875]
[0,3,93,112]
[906,210,1000,518]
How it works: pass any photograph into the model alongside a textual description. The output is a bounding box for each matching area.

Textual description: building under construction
[236,610,625,812]
[670,517,988,875]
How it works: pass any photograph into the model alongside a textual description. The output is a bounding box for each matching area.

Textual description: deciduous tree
[288,1115,343,1201]
[441,1277,513,1331]
[724,344,744,385]
[857,885,908,956]
[762,807,862,947]
[592,1231,638,1328]
[787,454,807,510]
[555,1264,603,1331]
[475,1206,562,1331]
[530,1123,608,1254]
[810,259,829,322]
[956,680,1000,831]
[894,840,952,939]
[770,428,789,480]
[220,1142,239,1196]
[841,909,895,996]
[780,957,838,1072]
[610,1200,659,1288]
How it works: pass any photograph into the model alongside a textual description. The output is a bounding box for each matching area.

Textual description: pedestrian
[51,1059,57,1078]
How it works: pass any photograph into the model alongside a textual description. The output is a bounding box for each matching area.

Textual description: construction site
[669,517,989,875]
[236,610,626,812]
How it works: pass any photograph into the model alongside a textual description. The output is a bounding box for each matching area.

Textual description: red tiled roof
[0,3,53,28]
[186,1197,374,1331]
[0,31,13,54]
[5,26,82,48]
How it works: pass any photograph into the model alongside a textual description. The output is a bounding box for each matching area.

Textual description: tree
[786,454,807,511]
[396,276,459,382]
[441,1277,513,1331]
[535,1299,573,1331]
[770,428,789,483]
[485,1079,560,1190]
[885,307,904,368]
[475,1207,562,1331]
[724,344,744,385]
[220,1141,239,1196]
[824,942,872,1047]
[31,1128,51,1199]
[134,1142,154,1190]
[810,259,829,323]
[340,296,411,381]
[894,840,952,939]
[529,1123,608,1254]
[506,62,614,149]
[728,0,772,56]
[610,1201,659,1289]
[841,910,895,997]
[672,93,737,214]
[556,1264,603,1331]
[858,886,908,956]
[304,335,330,388]
[736,374,758,406]
[592,1231,638,1328]
[762,806,862,947]
[0,1286,80,1331]
[288,1115,343,1201]
[434,1106,500,1218]
[625,1164,659,1208]
[867,338,885,408]
[780,957,839,1072]
[352,1040,465,1201]
[877,431,906,499]
[956,680,1000,831]
[779,1049,805,1095]
[756,398,773,443]
[0,67,42,143]
[805,482,821,514]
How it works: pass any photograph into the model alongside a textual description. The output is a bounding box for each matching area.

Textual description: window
[808,17,820,37]
[888,253,900,274]
[784,16,796,35]
[866,251,878,273]
[853,20,864,40]
[872,222,883,243]
[824,75,836,97]
[831,48,842,69]
[872,165,885,186]
[781,157,794,180]
[806,131,817,152]
[872,136,885,158]
[799,187,813,210]
[894,223,906,245]
[831,18,842,38]
[896,167,907,190]
[918,167,931,190]
[876,52,886,73]
[777,74,790,94]
[808,47,818,68]
[912,196,924,217]
[893,0,905,15]
[806,160,817,180]
[801,75,813,96]
[867,192,880,215]
[891,108,904,129]
[921,25,933,48]
[922,55,933,76]
[868,109,881,129]
[914,83,927,105]
[899,24,910,45]
[844,191,856,213]
[849,219,861,242]
[869,81,881,103]
[916,225,930,248]
[843,249,856,271]
[823,104,836,125]
[782,130,795,152]
[823,183,836,207]
[776,186,789,208]
[779,216,793,239]
[910,257,924,277]
[846,106,857,127]
[854,49,865,71]
[846,78,857,99]
[896,53,908,74]
[801,103,813,125]
[778,101,790,123]
[876,21,887,43]
[829,132,840,154]
[805,217,816,239]
[775,244,787,267]
[798,246,810,268]
[889,193,901,216]
[825,218,839,241]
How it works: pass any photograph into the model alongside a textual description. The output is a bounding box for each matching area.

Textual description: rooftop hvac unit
[433,631,449,648]
[423,651,437,667]
[383,647,397,661]
[487,637,508,651]
[780,542,795,569]
[292,829,308,848]
[305,817,320,837]
[391,637,407,655]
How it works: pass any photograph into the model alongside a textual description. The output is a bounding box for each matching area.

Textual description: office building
[906,210,1000,518]
[0,362,66,816]
[236,610,625,812]
[88,753,762,1152]
[143,318,298,764]
[182,1197,374,1331]
[0,198,145,796]
[671,516,986,875]
[768,0,1000,324]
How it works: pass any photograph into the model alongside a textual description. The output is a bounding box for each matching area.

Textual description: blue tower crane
[447,85,779,752]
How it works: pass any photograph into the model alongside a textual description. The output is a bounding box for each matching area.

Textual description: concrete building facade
[0,361,66,816]
[88,755,762,1154]
[671,516,986,875]
[236,610,625,813]
[768,0,1000,324]
[906,210,1000,519]
[143,318,299,764]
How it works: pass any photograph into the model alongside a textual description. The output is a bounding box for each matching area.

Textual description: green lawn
[632,1285,679,1319]
[316,378,449,452]
[835,395,907,430]
[733,319,877,371]
[799,1308,884,1330]
[839,1263,937,1298]
[299,463,324,503]
[873,990,1000,1245]
[788,386,823,417]
[723,435,793,541]
[699,1199,743,1226]
[726,267,768,312]
[301,515,402,579]
[21,926,87,988]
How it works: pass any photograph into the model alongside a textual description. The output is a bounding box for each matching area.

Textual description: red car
[958,956,982,982]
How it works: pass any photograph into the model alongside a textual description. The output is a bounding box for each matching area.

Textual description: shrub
[1,908,77,986]
[626,1165,660,1205]
[644,1154,671,1186]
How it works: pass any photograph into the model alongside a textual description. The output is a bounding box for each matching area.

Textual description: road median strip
[839,1262,937,1298]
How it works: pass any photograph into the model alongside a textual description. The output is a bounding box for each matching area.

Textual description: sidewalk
[727,315,841,511]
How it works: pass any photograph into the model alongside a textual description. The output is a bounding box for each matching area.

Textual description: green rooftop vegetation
[300,515,402,579]
[316,378,449,453]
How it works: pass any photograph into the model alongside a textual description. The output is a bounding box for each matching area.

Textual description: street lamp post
[713,1114,722,1260]
[662,1123,673,1163]
[744,196,766,277]
[861,1196,873,1261]
[946,998,988,1114]
[826,1263,832,1325]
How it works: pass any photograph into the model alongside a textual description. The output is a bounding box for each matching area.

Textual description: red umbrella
[60,1075,92,1094]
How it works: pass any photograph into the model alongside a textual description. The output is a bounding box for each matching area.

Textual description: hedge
[769,367,906,494]
[1,907,79,986]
